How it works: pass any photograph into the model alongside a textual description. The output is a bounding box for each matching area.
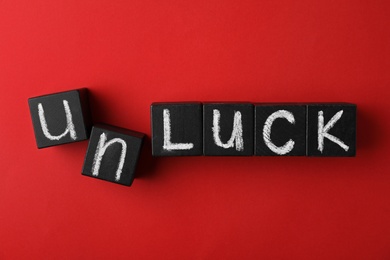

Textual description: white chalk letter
[318,110,349,152]
[263,110,295,155]
[38,100,77,141]
[92,133,127,181]
[212,109,244,151]
[163,109,194,151]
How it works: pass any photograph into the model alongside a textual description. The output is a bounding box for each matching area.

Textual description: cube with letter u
[28,89,92,148]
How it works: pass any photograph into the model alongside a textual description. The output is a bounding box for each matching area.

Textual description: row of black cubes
[28,89,356,186]
[152,103,356,156]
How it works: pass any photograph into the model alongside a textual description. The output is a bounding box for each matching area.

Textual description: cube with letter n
[82,124,144,186]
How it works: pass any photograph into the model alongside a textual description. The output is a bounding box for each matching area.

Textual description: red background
[1,0,390,259]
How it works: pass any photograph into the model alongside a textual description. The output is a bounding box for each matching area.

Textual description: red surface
[1,0,390,259]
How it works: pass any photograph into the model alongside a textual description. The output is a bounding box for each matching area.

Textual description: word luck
[29,89,356,187]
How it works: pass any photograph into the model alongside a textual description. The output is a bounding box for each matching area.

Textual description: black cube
[82,124,145,186]
[28,89,92,148]
[307,103,356,157]
[255,104,306,156]
[151,102,203,156]
[203,103,254,156]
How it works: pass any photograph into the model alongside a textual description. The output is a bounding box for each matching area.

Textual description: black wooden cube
[82,124,144,186]
[28,89,92,148]
[203,103,254,156]
[151,102,202,156]
[255,104,307,156]
[307,103,356,157]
